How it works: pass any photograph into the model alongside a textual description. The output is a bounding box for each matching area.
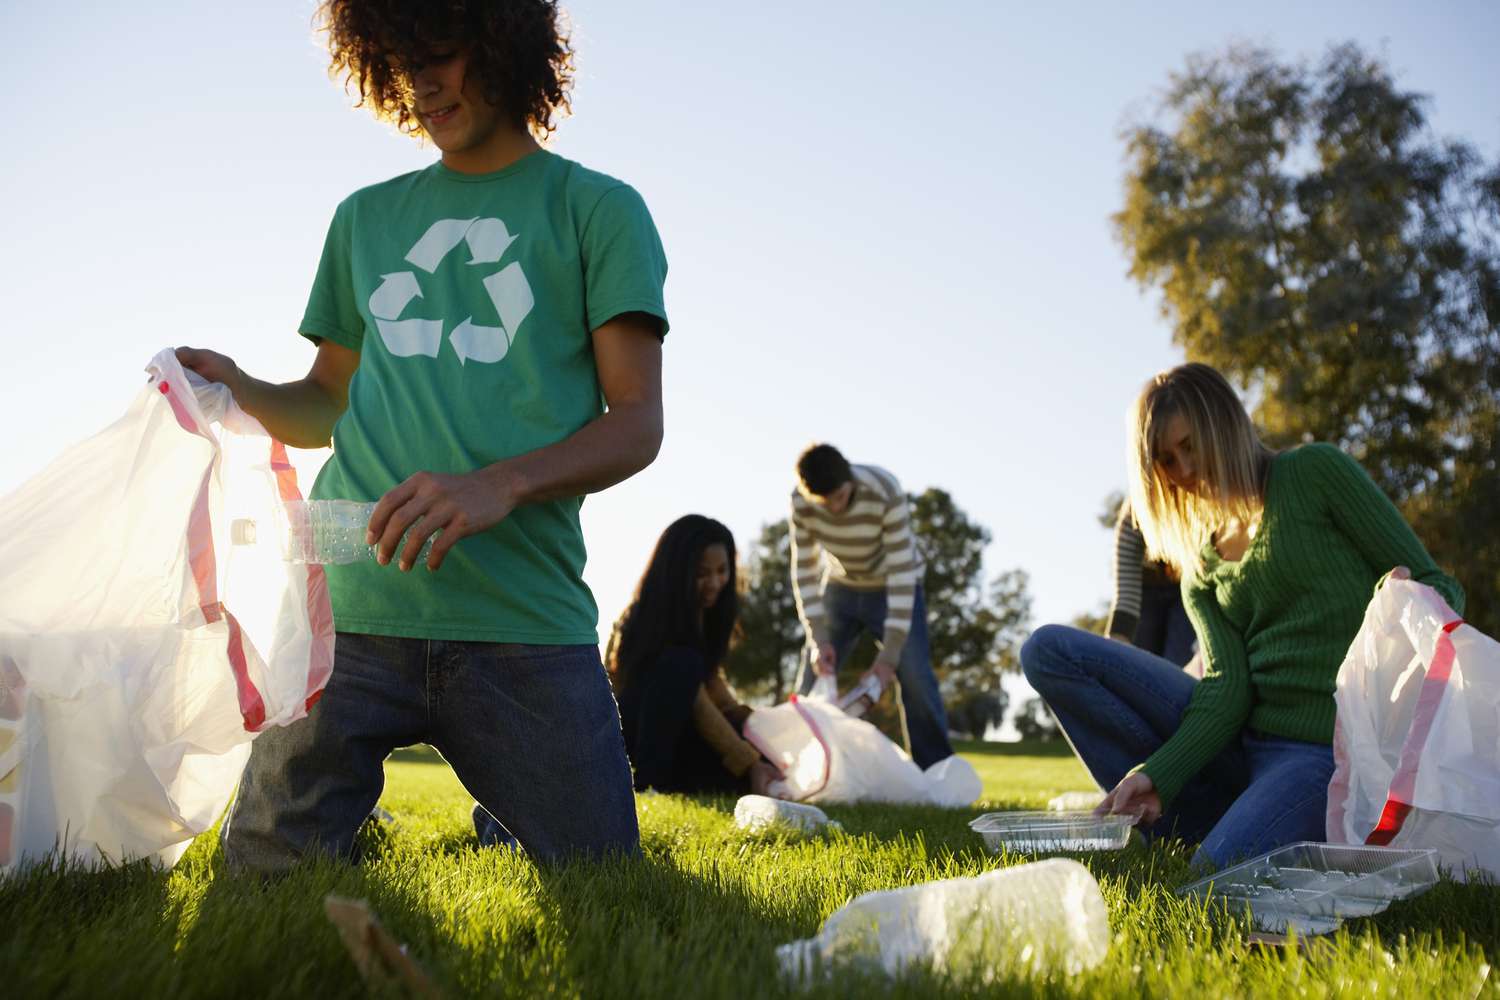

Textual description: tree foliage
[1116,42,1500,634]
[721,520,801,700]
[1013,697,1062,742]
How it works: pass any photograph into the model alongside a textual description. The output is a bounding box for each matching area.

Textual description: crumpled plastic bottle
[734,794,838,833]
[777,858,1110,984]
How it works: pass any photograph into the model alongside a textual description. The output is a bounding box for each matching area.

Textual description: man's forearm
[234,374,348,449]
[488,398,662,506]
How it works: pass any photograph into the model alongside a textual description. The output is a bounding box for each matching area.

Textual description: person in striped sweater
[789,444,955,768]
[1105,500,1196,668]
[1021,363,1463,869]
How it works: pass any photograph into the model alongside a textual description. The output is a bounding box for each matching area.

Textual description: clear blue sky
[3,2,1496,713]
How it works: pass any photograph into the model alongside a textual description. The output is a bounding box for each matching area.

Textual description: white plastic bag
[1326,580,1500,880]
[744,696,981,806]
[803,673,839,703]
[0,349,335,872]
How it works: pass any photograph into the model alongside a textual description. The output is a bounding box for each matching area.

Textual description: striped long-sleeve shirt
[788,464,925,666]
[1105,501,1176,640]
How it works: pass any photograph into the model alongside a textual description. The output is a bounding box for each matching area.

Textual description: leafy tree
[1013,697,1062,742]
[1071,605,1108,638]
[721,520,801,700]
[909,490,1032,701]
[1098,490,1126,530]
[1116,42,1500,634]
[947,689,1009,742]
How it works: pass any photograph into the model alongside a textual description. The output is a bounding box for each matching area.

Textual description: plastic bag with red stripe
[743,696,981,807]
[1326,579,1500,881]
[0,348,334,873]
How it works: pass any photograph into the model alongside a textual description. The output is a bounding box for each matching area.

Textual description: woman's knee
[1020,623,1081,692]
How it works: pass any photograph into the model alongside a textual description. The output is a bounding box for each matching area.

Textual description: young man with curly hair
[177,0,667,870]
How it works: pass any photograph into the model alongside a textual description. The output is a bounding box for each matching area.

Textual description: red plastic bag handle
[1364,619,1465,846]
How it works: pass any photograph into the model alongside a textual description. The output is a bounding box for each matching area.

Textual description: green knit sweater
[1140,443,1465,807]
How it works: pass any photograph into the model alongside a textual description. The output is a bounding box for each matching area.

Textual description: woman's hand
[1094,771,1161,825]
[749,760,785,797]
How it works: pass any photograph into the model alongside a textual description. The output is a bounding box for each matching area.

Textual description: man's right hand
[815,641,837,676]
[175,347,244,398]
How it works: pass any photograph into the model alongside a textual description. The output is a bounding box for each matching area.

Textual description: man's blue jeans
[796,582,954,769]
[1020,624,1334,869]
[221,633,640,872]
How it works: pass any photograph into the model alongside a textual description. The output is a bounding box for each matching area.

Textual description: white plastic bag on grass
[1326,580,1500,880]
[0,349,334,873]
[744,696,980,806]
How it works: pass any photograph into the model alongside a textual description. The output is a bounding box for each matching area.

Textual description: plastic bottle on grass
[777,857,1110,984]
[232,500,436,566]
[734,795,836,833]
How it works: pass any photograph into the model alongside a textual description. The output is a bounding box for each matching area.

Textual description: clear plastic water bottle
[734,795,836,833]
[835,674,883,718]
[231,500,438,566]
[777,858,1110,984]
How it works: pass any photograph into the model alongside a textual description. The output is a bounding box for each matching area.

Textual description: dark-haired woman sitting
[608,515,784,796]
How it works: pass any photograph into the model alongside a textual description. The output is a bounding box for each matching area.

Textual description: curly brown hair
[316,0,574,139]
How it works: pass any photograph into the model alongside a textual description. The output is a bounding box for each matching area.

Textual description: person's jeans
[796,582,954,769]
[1020,624,1334,869]
[221,633,640,873]
[1135,583,1196,667]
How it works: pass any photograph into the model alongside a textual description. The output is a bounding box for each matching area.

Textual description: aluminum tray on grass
[1178,842,1440,936]
[969,810,1135,853]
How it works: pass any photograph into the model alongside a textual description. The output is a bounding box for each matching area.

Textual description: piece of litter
[970,810,1135,853]
[1177,842,1440,936]
[324,895,440,998]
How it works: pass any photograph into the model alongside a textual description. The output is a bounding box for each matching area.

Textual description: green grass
[2,740,1495,998]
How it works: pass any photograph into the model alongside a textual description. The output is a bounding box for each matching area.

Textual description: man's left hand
[865,662,897,689]
[368,466,518,572]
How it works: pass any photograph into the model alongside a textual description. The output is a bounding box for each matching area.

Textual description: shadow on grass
[531,851,801,997]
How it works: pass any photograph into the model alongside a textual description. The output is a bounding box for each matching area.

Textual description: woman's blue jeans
[1020,624,1335,869]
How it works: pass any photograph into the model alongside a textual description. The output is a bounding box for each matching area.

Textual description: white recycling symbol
[367,217,535,365]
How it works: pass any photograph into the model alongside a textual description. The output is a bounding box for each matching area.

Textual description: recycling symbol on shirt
[367,217,535,365]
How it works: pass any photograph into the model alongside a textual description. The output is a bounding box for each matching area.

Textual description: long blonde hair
[1127,363,1275,576]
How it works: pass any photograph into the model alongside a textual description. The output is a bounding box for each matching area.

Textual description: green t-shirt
[300,150,669,643]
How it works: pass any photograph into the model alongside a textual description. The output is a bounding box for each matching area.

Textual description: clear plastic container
[970,810,1135,853]
[777,857,1110,984]
[232,500,437,566]
[1178,842,1440,935]
[734,795,835,833]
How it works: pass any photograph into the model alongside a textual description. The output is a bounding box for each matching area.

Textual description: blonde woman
[1021,363,1464,868]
